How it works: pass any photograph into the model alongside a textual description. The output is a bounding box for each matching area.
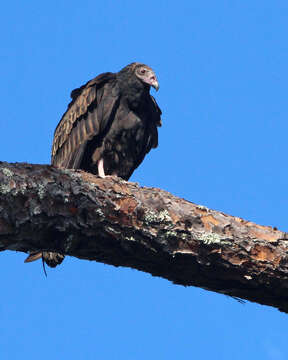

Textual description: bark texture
[1,162,288,312]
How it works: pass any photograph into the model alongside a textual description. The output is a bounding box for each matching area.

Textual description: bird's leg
[97,158,106,178]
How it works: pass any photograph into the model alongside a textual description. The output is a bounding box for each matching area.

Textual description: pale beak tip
[153,82,159,91]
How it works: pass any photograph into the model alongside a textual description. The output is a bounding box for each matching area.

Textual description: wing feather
[51,72,117,168]
[146,95,162,150]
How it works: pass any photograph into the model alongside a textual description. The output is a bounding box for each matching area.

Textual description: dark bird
[52,62,161,179]
[25,62,161,269]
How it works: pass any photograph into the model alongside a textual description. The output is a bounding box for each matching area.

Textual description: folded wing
[51,72,118,169]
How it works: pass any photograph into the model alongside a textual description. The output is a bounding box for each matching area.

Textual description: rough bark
[1,162,288,312]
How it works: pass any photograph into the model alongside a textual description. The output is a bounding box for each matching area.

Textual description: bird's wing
[51,72,119,168]
[150,95,162,127]
[146,95,162,150]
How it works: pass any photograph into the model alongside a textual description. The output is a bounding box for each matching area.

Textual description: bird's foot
[97,158,105,178]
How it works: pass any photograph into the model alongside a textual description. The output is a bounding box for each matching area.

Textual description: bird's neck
[117,74,150,110]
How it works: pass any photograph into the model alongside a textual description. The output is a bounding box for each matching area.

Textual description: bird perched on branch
[25,62,161,269]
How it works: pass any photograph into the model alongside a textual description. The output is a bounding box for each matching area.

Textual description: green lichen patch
[94,208,104,217]
[164,230,178,238]
[143,209,172,225]
[180,232,190,240]
[0,168,15,194]
[37,184,46,200]
[0,184,12,194]
[1,168,14,177]
[197,232,230,245]
[19,183,27,195]
[0,178,28,196]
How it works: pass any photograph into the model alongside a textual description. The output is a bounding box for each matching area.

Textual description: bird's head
[134,64,159,91]
[119,63,159,91]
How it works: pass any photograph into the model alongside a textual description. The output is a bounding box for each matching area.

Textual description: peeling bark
[1,161,288,312]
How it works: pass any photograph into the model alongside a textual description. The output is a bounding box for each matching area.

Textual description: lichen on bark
[1,161,288,313]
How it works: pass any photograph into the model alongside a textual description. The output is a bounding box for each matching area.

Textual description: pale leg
[97,158,105,178]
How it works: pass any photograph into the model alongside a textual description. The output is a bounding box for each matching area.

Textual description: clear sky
[1,1,288,359]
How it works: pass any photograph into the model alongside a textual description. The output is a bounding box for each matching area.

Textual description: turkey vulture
[52,62,161,179]
[25,62,161,268]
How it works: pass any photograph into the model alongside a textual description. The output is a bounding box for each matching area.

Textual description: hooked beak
[151,79,159,91]
[147,71,159,91]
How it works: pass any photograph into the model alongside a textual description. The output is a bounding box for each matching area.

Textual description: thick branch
[1,162,288,312]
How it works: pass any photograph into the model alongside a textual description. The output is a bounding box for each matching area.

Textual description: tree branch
[1,161,288,312]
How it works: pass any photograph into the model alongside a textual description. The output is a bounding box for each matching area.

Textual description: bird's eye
[140,69,146,74]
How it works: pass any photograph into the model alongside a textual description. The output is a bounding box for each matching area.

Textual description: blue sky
[1,1,288,359]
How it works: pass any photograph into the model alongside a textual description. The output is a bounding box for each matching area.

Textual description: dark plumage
[25,63,161,269]
[52,62,161,180]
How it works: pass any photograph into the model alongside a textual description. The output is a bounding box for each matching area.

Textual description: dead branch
[1,161,288,312]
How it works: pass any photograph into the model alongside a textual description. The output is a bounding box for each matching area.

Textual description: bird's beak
[147,71,159,91]
[152,80,159,91]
